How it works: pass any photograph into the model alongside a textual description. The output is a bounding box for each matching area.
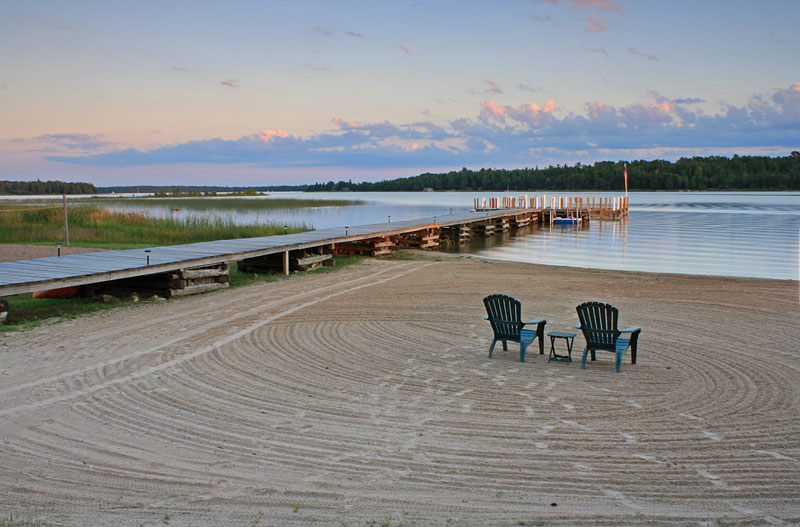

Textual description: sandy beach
[0,254,798,526]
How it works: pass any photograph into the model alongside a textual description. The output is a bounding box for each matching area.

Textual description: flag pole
[624,162,628,198]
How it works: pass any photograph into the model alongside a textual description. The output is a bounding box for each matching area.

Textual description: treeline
[100,184,307,193]
[307,153,800,192]
[0,180,98,195]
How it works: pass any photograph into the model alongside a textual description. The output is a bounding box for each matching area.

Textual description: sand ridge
[0,257,798,526]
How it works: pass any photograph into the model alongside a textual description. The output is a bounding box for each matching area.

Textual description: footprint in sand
[573,462,593,472]
[535,442,549,450]
[602,488,641,510]
[697,469,726,487]
[754,450,794,461]
[633,453,665,466]
[701,429,721,441]
[621,432,637,443]
[537,423,556,435]
[627,400,642,408]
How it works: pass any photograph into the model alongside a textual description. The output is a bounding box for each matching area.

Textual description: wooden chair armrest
[621,326,641,334]
[523,318,546,326]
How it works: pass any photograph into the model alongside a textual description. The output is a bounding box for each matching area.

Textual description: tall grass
[93,196,365,211]
[0,205,310,246]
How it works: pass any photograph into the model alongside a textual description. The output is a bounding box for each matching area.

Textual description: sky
[1,0,799,187]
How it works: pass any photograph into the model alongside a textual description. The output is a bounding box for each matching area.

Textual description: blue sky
[1,0,799,186]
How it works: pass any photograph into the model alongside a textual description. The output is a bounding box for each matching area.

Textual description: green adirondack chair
[483,294,546,362]
[575,301,641,373]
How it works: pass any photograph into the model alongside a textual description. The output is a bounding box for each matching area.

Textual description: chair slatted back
[576,301,620,351]
[483,294,523,340]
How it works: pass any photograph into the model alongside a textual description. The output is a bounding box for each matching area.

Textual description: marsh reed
[0,205,310,247]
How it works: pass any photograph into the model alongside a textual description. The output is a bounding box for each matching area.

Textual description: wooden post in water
[62,194,70,247]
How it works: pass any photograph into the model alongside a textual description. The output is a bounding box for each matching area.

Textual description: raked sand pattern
[1,257,798,526]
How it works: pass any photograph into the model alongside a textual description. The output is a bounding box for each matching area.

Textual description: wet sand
[0,255,798,526]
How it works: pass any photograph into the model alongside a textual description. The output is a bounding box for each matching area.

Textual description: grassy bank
[0,205,311,246]
[92,196,365,211]
[0,257,365,332]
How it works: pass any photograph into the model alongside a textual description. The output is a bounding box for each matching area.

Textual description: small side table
[548,331,576,364]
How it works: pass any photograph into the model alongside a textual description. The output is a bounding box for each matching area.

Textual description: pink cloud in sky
[258,129,298,143]
[530,0,623,11]
[331,117,360,128]
[398,44,410,54]
[13,132,116,152]
[585,15,608,32]
[220,79,238,88]
[583,45,610,57]
[481,99,557,126]
[585,101,605,119]
[571,0,623,12]
[481,100,507,118]
[485,80,502,94]
[630,47,659,61]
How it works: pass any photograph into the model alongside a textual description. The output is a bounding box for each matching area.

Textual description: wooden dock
[0,198,628,299]
[475,194,629,221]
[0,210,525,298]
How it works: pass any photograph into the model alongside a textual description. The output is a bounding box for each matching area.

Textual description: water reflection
[455,210,797,280]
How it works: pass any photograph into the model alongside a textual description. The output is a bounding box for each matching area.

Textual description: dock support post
[63,194,70,247]
[283,250,289,276]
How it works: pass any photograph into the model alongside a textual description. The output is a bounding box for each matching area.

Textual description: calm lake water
[95,191,799,281]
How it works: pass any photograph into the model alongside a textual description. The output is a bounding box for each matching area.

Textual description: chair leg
[537,323,545,355]
[581,347,590,369]
[615,351,623,373]
[489,339,498,358]
[590,350,597,361]
[502,341,508,351]
[520,342,527,363]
